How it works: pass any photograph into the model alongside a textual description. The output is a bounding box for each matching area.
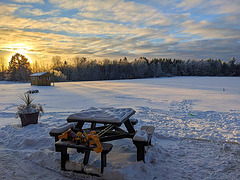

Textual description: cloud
[177,0,205,10]
[0,2,170,60]
[222,14,240,27]
[210,0,240,14]
[1,25,239,62]
[175,38,240,60]
[12,0,44,4]
[176,0,240,15]
[23,8,60,16]
[0,28,103,61]
[0,26,175,61]
[0,11,168,41]
[50,0,172,27]
[0,3,18,15]
[180,20,240,39]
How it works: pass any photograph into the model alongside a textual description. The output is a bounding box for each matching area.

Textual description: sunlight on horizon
[7,43,33,64]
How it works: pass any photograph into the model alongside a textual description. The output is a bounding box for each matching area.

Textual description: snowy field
[0,76,240,180]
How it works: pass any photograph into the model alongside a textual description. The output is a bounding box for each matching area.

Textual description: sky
[0,0,240,64]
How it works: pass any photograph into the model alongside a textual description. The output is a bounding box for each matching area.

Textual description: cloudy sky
[0,0,239,63]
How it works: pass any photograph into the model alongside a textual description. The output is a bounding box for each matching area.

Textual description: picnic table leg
[61,147,69,170]
[124,119,135,133]
[76,122,84,129]
[134,142,145,162]
[83,150,91,165]
[101,152,107,173]
[91,123,96,130]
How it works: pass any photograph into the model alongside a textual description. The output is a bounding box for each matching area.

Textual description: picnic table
[50,107,155,175]
[66,107,137,142]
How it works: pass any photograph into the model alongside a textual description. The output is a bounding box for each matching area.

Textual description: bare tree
[0,57,6,80]
[52,56,62,70]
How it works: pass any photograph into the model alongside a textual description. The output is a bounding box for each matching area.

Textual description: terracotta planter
[20,112,39,126]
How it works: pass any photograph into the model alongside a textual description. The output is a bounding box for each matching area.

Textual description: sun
[16,48,27,55]
[8,52,32,64]
[7,44,33,63]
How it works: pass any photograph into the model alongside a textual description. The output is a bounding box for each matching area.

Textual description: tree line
[0,53,239,82]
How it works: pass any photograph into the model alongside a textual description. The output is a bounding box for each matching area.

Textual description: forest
[0,53,239,82]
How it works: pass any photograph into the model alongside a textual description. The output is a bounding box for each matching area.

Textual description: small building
[30,72,51,86]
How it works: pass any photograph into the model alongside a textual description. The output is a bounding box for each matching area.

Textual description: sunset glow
[7,44,33,63]
[8,53,32,64]
[0,0,239,63]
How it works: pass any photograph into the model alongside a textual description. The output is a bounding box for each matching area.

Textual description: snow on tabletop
[67,107,135,123]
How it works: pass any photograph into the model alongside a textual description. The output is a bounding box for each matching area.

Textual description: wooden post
[83,151,91,165]
[101,153,107,173]
[134,142,145,162]
[61,147,69,170]
[52,71,55,86]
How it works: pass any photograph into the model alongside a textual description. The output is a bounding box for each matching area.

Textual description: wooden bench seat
[49,122,77,141]
[133,126,155,162]
[55,141,113,174]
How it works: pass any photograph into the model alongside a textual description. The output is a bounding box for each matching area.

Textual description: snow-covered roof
[30,72,48,77]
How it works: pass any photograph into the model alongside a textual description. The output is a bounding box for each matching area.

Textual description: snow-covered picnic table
[66,107,137,136]
[50,107,155,175]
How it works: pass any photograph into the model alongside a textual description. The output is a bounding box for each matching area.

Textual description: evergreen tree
[221,61,230,76]
[228,57,236,75]
[149,58,163,77]
[118,57,131,79]
[132,57,149,78]
[8,53,31,81]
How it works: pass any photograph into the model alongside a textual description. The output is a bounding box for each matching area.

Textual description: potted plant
[16,93,44,126]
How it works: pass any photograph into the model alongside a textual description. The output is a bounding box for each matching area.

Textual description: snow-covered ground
[0,77,239,180]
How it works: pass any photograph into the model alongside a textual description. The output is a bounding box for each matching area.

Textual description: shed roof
[30,72,48,77]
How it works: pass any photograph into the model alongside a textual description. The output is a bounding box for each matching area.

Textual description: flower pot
[20,112,39,126]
